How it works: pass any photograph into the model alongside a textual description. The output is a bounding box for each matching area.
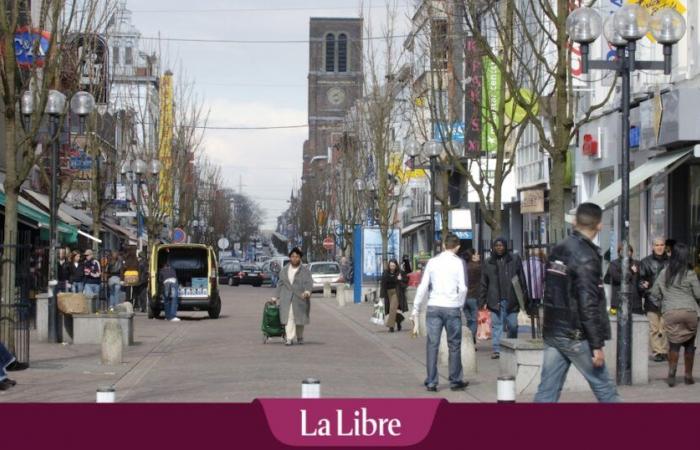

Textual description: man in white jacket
[411,234,468,392]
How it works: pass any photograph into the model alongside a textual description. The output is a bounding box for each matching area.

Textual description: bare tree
[0,0,113,347]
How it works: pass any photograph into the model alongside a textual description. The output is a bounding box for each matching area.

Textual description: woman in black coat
[380,259,408,332]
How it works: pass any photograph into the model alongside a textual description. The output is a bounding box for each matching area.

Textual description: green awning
[0,190,78,244]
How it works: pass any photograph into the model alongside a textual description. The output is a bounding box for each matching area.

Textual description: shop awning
[0,190,78,244]
[103,219,138,246]
[23,189,93,229]
[568,148,693,222]
[401,220,430,236]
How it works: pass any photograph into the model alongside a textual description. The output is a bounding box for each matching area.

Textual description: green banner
[481,56,501,153]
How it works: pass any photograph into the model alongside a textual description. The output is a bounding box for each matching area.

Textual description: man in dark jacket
[479,238,529,359]
[534,203,619,402]
[604,244,642,315]
[638,238,669,362]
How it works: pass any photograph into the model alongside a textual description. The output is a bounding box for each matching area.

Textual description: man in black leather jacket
[638,238,669,362]
[534,203,620,402]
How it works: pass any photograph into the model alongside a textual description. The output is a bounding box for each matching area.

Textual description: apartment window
[125,47,133,65]
[113,46,119,65]
[325,33,336,72]
[337,33,348,72]
[431,19,448,70]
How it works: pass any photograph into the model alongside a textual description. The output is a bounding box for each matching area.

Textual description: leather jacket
[542,231,611,350]
[479,252,529,314]
[638,253,668,314]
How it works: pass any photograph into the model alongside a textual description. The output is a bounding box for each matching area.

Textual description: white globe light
[424,141,442,158]
[566,7,603,44]
[614,4,651,41]
[354,179,365,192]
[45,90,66,116]
[603,15,628,47]
[70,91,95,116]
[404,139,421,157]
[650,7,686,44]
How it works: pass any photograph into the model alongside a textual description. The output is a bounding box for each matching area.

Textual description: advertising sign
[158,72,174,217]
[362,228,400,278]
[464,37,482,157]
[481,56,501,153]
[520,189,545,214]
[14,27,50,68]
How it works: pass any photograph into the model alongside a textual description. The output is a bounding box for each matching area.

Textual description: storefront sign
[520,189,545,214]
[482,56,501,153]
[14,27,51,68]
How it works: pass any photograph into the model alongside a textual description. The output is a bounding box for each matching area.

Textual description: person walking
[479,238,530,359]
[649,243,700,387]
[68,251,84,293]
[82,249,101,297]
[534,203,619,403]
[411,234,468,392]
[462,249,481,344]
[340,256,352,284]
[273,248,313,346]
[639,237,670,362]
[0,342,17,391]
[380,259,408,332]
[401,255,413,274]
[604,244,642,315]
[158,261,180,322]
[57,248,71,293]
[106,251,125,310]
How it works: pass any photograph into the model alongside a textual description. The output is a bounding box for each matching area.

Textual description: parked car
[219,260,242,285]
[308,261,342,293]
[232,263,264,287]
[261,257,290,287]
[149,244,221,319]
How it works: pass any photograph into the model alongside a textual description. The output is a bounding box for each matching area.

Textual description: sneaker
[0,379,14,391]
[450,381,469,391]
[285,340,294,346]
[491,352,500,360]
[426,385,438,392]
[653,354,664,362]
[169,317,181,322]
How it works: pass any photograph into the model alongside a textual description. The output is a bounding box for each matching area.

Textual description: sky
[126,0,415,229]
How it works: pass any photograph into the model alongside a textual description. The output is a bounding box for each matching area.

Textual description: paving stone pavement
[1,284,698,403]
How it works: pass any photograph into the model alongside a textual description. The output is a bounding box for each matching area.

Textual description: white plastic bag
[370,298,385,326]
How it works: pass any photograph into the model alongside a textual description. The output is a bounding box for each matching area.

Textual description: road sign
[172,228,187,244]
[323,237,335,250]
[218,237,230,250]
[114,211,137,218]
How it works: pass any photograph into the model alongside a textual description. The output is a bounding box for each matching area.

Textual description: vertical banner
[158,71,174,217]
[464,38,482,157]
[481,56,500,153]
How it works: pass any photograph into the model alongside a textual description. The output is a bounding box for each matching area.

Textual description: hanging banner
[158,71,174,217]
[464,37,482,157]
[481,56,501,153]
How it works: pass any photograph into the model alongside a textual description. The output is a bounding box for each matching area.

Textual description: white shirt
[412,250,467,315]
[288,264,300,285]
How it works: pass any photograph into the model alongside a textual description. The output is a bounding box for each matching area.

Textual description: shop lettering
[300,408,402,437]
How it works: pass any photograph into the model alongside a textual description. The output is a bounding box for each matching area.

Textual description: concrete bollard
[323,282,332,298]
[336,283,346,307]
[101,322,123,365]
[497,376,516,403]
[302,378,321,398]
[96,386,116,403]
[462,328,477,376]
[115,302,134,315]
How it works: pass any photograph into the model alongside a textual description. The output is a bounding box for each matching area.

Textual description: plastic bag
[370,299,385,326]
[476,308,492,340]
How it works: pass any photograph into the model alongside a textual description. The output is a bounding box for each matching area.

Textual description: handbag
[124,270,140,286]
[370,299,385,326]
[476,308,492,340]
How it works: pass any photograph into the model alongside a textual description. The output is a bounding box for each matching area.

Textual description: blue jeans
[163,282,179,320]
[83,283,100,297]
[271,273,279,288]
[425,306,463,388]
[491,299,518,353]
[70,282,84,293]
[0,342,15,381]
[108,276,122,308]
[534,337,620,403]
[462,298,478,342]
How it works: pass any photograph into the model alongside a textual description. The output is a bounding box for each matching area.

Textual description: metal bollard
[497,376,516,403]
[96,386,116,403]
[302,378,321,398]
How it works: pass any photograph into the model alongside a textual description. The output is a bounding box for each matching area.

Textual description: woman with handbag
[380,259,408,332]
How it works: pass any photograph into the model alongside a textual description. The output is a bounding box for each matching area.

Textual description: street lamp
[568,6,686,385]
[23,89,94,342]
[352,178,367,304]
[121,156,160,253]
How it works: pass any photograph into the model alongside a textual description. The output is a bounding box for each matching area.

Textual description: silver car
[308,261,342,293]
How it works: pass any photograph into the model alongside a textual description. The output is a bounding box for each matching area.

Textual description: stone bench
[72,313,134,347]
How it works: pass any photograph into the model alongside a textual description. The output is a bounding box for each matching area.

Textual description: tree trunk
[549,150,567,240]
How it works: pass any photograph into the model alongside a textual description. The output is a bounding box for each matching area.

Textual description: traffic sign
[323,237,335,250]
[218,237,230,250]
[172,228,187,243]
